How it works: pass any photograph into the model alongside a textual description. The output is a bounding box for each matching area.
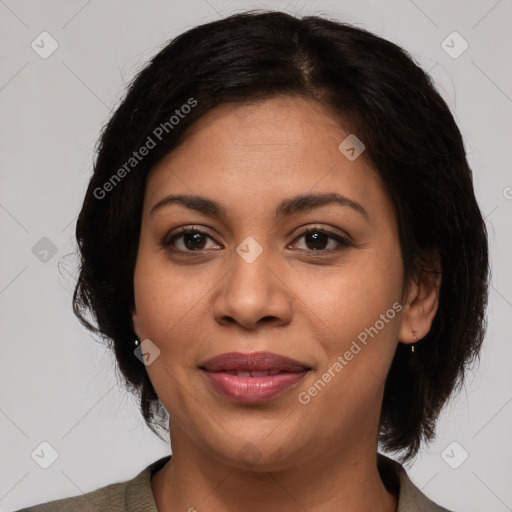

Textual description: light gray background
[1,1,511,511]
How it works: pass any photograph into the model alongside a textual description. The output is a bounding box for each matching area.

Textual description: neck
[151,429,397,512]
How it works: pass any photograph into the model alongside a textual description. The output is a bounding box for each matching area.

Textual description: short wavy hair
[73,10,489,461]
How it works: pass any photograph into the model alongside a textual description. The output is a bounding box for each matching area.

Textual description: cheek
[296,248,402,340]
[295,244,403,408]
[133,253,206,339]
[133,259,204,394]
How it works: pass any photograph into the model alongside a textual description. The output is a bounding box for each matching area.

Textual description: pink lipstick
[199,351,310,403]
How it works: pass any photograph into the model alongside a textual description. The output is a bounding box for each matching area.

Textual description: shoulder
[378,453,454,512]
[15,479,138,512]
[14,456,171,512]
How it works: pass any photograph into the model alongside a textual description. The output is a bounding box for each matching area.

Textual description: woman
[18,10,488,512]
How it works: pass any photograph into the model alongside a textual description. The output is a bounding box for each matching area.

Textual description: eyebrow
[150,192,369,220]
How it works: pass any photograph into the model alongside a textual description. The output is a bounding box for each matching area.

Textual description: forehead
[144,95,392,223]
[169,95,354,162]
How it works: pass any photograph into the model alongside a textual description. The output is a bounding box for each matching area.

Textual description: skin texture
[131,95,440,512]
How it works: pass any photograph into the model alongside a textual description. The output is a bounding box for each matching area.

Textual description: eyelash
[161,225,352,255]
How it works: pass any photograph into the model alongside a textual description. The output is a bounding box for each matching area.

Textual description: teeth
[252,370,282,377]
[231,370,283,377]
[250,371,271,377]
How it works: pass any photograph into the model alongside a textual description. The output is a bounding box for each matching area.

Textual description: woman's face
[132,95,411,470]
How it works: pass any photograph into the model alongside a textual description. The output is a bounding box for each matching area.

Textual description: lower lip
[202,370,308,403]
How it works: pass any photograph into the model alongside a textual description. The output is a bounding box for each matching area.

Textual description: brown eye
[182,232,207,250]
[291,228,351,253]
[162,227,221,252]
[304,231,329,250]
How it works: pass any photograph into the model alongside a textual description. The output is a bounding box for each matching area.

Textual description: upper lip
[199,351,311,372]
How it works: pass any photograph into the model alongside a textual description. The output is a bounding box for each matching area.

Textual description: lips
[199,351,311,403]
[200,351,310,373]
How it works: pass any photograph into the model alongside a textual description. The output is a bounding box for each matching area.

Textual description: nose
[211,248,293,331]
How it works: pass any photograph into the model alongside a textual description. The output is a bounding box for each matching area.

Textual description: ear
[398,253,441,345]
[131,307,141,339]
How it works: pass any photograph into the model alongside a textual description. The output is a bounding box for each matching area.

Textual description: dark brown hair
[73,10,489,461]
